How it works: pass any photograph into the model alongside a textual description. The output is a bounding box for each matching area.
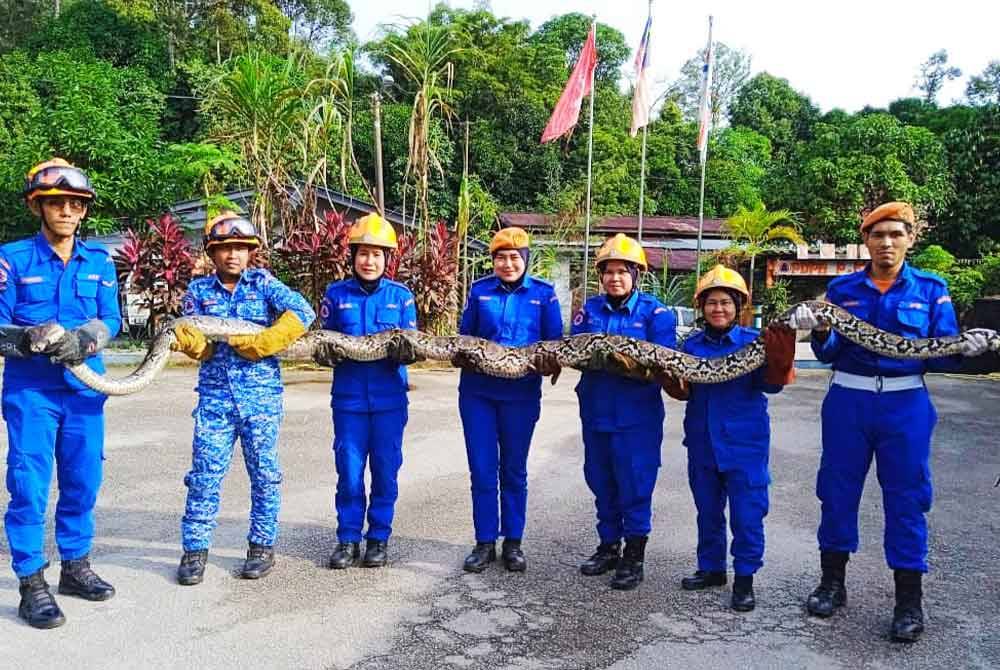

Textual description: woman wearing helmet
[454,227,563,574]
[170,211,315,586]
[666,264,796,611]
[314,214,419,570]
[560,233,677,591]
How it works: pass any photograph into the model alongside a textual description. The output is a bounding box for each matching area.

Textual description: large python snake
[3,301,997,397]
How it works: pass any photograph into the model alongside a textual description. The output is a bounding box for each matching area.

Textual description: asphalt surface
[0,367,997,669]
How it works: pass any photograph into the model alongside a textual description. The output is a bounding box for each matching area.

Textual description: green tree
[277,0,354,52]
[671,42,751,127]
[915,50,961,104]
[729,73,819,157]
[529,13,629,84]
[966,61,1000,106]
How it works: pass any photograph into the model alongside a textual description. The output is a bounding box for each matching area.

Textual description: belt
[831,371,925,393]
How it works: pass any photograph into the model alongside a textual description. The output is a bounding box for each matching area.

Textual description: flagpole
[695,15,714,286]
[638,124,647,242]
[582,16,597,299]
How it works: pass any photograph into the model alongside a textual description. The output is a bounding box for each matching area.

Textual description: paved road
[0,367,997,669]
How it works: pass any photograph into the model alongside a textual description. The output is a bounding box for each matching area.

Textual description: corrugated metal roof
[499,212,726,236]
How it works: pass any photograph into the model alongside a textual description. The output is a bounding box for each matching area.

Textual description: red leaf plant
[394,221,459,334]
[272,209,352,315]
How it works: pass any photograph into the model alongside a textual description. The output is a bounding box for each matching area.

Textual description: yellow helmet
[694,264,750,303]
[24,158,95,202]
[203,211,260,250]
[490,227,531,254]
[349,213,397,249]
[595,233,647,270]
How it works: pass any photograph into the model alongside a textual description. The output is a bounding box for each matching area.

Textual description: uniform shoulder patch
[572,309,586,326]
[181,294,197,315]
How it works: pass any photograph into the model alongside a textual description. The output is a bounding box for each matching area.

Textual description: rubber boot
[610,535,647,591]
[362,541,388,568]
[806,551,848,617]
[681,570,727,590]
[240,543,275,579]
[501,539,526,572]
[731,575,756,612]
[328,542,361,570]
[580,542,621,576]
[891,570,925,643]
[59,555,116,601]
[177,550,209,586]
[18,569,66,629]
[463,542,496,573]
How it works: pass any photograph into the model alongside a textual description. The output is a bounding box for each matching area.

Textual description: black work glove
[451,350,481,372]
[26,320,109,365]
[313,341,345,367]
[386,336,423,365]
[0,325,31,358]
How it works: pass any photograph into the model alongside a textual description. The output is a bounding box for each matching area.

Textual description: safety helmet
[24,158,96,203]
[595,233,648,271]
[489,227,530,255]
[694,265,750,304]
[203,211,261,250]
[349,213,397,250]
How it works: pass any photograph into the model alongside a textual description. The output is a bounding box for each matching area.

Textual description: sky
[349,0,998,113]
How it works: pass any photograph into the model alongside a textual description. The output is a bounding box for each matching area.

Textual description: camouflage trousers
[181,393,284,551]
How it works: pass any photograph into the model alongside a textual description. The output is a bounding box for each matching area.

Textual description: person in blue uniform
[313,214,419,570]
[789,202,991,641]
[454,227,563,573]
[544,233,676,591]
[663,265,796,612]
[0,159,121,629]
[170,211,315,586]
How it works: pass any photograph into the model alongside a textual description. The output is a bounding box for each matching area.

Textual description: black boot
[177,550,209,586]
[362,541,388,568]
[328,542,361,570]
[681,570,727,590]
[18,569,66,629]
[501,539,526,572]
[580,542,621,576]
[891,570,925,643]
[59,556,116,601]
[806,551,848,617]
[240,543,275,579]
[731,575,756,612]
[610,535,647,591]
[463,542,496,573]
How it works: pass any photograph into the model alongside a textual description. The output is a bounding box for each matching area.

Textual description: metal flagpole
[695,15,714,286]
[638,124,647,242]
[582,16,597,299]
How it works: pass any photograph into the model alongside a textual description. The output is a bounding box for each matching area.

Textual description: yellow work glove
[171,323,214,361]
[228,310,307,361]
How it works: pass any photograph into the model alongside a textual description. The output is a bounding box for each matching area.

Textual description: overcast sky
[350,0,997,113]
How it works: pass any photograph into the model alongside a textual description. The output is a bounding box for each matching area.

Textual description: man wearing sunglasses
[169,211,315,587]
[0,158,121,629]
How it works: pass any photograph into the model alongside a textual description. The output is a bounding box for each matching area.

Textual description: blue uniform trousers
[687,461,768,576]
[582,427,662,543]
[3,388,106,577]
[332,407,408,543]
[818,384,936,572]
[458,393,540,543]
[182,395,284,551]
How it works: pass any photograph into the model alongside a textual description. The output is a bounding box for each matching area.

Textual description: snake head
[26,322,67,354]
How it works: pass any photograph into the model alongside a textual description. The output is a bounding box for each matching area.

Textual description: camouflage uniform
[179,268,314,551]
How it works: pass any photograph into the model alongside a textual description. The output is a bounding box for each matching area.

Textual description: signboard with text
[772,260,868,277]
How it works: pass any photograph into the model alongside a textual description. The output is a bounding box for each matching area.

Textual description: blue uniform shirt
[0,233,122,394]
[321,278,417,413]
[182,268,315,416]
[458,274,563,400]
[682,326,781,484]
[812,262,961,376]
[571,291,677,431]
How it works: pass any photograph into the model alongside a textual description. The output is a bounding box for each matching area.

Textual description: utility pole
[372,91,385,215]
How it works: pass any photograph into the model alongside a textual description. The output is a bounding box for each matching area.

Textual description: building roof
[499,212,726,237]
[645,248,699,272]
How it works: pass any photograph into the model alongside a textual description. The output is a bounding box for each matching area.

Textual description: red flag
[540,25,597,143]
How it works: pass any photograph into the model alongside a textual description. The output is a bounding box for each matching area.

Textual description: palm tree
[722,202,805,304]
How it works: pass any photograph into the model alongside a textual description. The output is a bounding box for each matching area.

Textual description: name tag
[202,299,218,306]
[841,300,862,307]
[478,295,494,301]
[20,276,43,285]
[529,299,541,305]
[338,302,356,310]
[384,303,398,309]
[86,273,100,280]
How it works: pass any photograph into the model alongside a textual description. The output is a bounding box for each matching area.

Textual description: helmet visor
[207,217,258,242]
[27,166,94,198]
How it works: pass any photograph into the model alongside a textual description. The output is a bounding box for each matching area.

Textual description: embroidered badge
[182,295,196,315]
[320,302,330,320]
[0,257,9,270]
[572,310,585,326]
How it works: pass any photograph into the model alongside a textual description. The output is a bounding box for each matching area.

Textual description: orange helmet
[203,211,260,250]
[694,265,750,304]
[349,213,398,249]
[24,158,95,203]
[595,233,648,270]
[490,227,531,254]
